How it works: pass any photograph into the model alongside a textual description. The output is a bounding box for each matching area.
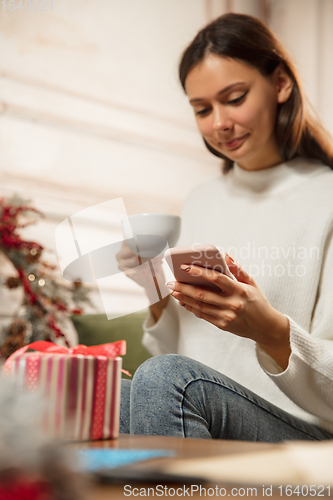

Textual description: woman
[118,13,333,441]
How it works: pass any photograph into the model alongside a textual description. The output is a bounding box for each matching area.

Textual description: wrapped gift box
[3,341,125,441]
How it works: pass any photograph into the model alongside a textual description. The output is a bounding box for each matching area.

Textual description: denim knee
[133,354,189,387]
[130,355,192,436]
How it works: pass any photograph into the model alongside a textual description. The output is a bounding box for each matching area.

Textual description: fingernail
[166,282,174,290]
[226,253,235,263]
[180,265,191,272]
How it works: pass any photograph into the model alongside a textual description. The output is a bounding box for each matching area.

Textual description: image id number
[1,0,53,11]
[278,485,331,496]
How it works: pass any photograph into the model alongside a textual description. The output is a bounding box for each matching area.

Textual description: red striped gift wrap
[3,341,125,441]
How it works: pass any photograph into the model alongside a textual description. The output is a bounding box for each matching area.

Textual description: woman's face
[184,54,286,171]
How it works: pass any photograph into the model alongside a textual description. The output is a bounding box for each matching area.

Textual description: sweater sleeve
[256,227,333,421]
[141,297,180,355]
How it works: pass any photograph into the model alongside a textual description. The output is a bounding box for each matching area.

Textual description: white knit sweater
[142,157,333,434]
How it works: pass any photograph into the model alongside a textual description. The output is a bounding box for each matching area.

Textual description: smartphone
[164,244,235,292]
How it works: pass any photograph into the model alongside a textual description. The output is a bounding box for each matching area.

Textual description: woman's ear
[274,64,293,104]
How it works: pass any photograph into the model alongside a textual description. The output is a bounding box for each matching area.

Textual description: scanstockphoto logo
[184,242,321,279]
[55,198,180,320]
[218,241,320,278]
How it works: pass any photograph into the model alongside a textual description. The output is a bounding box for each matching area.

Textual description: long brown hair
[179,13,333,173]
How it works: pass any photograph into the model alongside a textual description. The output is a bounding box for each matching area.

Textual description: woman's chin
[220,147,250,165]
[215,139,252,163]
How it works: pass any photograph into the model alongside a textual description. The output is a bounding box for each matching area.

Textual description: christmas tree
[0,195,92,358]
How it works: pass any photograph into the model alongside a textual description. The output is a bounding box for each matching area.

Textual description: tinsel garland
[0,195,92,358]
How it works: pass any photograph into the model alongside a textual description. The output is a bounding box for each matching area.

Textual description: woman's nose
[212,106,232,131]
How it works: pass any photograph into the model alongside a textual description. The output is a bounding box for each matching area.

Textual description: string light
[38,279,45,287]
[28,274,35,282]
[30,248,37,255]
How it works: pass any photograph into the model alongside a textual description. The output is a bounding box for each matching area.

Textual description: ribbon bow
[3,340,130,376]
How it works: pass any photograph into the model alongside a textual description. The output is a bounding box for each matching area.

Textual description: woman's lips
[221,134,249,150]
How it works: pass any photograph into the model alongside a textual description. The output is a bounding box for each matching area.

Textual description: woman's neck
[237,140,284,172]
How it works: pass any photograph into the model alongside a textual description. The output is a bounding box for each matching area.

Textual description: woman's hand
[116,241,155,290]
[116,241,169,322]
[166,254,291,370]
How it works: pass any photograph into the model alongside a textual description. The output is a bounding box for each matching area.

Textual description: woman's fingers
[165,279,242,311]
[173,291,241,331]
[171,289,238,313]
[178,264,238,294]
[116,241,137,261]
[225,254,257,286]
[118,255,141,271]
[164,261,254,321]
[165,281,222,306]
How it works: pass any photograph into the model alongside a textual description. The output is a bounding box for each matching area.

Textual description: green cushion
[71,312,151,378]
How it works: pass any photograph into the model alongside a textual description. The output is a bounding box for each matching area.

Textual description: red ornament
[71,308,83,315]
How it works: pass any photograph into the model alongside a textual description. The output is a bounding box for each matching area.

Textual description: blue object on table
[77,448,175,472]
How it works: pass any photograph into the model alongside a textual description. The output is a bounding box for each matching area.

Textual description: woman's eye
[195,108,209,116]
[194,90,248,115]
[227,91,248,105]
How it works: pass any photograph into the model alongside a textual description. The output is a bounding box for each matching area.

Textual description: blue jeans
[120,354,333,441]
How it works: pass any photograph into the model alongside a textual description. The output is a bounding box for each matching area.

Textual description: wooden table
[74,434,310,499]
